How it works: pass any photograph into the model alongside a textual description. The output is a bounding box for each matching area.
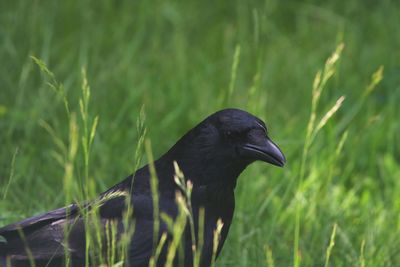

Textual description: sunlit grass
[1,0,399,266]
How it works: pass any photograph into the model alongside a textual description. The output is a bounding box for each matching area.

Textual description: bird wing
[0,182,179,266]
[0,193,127,262]
[0,204,79,237]
[0,204,82,263]
[0,188,132,238]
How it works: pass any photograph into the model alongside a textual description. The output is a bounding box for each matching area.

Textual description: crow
[0,108,285,267]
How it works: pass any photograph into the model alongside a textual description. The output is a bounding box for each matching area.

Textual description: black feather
[0,109,285,267]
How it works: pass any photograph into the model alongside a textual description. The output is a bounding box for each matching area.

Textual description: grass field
[1,0,400,266]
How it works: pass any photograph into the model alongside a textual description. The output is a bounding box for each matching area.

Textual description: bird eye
[223,130,234,139]
[224,130,244,140]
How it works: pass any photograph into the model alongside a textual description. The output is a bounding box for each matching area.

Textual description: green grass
[1,0,400,266]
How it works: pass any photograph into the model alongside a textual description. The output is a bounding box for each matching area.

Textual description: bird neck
[157,149,248,189]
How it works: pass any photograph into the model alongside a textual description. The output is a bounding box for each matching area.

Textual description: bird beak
[240,138,286,167]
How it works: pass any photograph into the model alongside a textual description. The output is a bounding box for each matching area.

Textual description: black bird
[0,108,285,267]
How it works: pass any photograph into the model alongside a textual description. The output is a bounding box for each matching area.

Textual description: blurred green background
[0,0,399,266]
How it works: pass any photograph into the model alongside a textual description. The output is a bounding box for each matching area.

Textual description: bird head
[207,108,286,167]
[164,108,285,185]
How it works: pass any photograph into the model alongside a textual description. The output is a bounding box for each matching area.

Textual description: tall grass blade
[222,44,241,106]
[324,223,337,267]
[30,56,70,117]
[294,43,344,267]
[210,219,223,267]
[337,66,384,132]
[3,147,18,200]
[359,239,366,267]
[145,139,160,256]
[265,245,275,267]
[164,193,188,267]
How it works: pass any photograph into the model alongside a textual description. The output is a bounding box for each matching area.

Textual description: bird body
[0,109,285,267]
